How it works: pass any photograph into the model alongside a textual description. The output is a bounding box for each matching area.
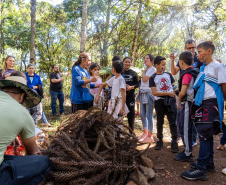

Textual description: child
[173,51,199,162]
[89,63,103,109]
[181,41,226,181]
[149,56,179,153]
[95,60,129,119]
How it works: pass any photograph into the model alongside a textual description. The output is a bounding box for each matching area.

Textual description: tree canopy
[0,0,226,73]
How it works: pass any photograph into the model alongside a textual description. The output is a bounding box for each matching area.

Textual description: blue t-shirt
[176,53,203,76]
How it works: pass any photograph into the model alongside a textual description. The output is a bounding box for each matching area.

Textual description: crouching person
[0,71,51,185]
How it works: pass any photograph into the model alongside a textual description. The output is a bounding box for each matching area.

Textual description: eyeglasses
[186,47,196,50]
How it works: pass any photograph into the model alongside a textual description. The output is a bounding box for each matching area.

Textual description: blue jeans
[42,111,48,124]
[49,90,64,115]
[220,130,226,145]
[0,155,51,185]
[196,136,214,171]
[140,95,154,133]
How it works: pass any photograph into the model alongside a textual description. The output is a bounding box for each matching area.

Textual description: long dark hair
[72,52,89,70]
[145,54,154,62]
[123,57,132,63]
[89,63,100,76]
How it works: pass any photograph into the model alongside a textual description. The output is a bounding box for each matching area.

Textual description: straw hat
[0,76,41,108]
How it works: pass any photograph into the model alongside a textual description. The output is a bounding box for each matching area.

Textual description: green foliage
[1,0,226,88]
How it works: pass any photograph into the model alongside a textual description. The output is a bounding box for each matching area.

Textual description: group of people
[69,40,226,181]
[0,39,226,184]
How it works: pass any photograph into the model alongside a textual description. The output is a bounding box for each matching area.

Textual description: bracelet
[97,84,100,88]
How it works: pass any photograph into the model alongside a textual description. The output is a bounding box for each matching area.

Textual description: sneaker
[181,168,208,181]
[174,152,194,162]
[174,150,185,158]
[190,162,216,172]
[141,135,154,143]
[222,168,226,175]
[171,141,179,153]
[155,140,163,150]
[192,141,197,146]
[138,133,147,141]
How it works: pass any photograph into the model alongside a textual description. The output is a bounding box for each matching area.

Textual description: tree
[80,0,88,53]
[30,0,36,64]
[131,0,142,66]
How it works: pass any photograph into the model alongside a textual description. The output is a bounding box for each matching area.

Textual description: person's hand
[119,107,124,116]
[10,137,20,148]
[91,76,98,82]
[5,73,11,78]
[142,70,146,76]
[126,84,132,91]
[95,95,99,104]
[33,86,38,89]
[168,91,176,97]
[169,53,176,62]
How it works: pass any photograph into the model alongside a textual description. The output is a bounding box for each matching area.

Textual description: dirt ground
[40,105,226,185]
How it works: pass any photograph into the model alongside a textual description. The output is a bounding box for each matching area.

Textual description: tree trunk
[100,0,111,67]
[30,0,36,64]
[0,0,3,59]
[131,0,142,66]
[80,0,88,53]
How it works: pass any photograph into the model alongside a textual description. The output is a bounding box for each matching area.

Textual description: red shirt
[182,67,194,85]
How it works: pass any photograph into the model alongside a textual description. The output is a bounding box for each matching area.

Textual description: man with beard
[49,65,65,115]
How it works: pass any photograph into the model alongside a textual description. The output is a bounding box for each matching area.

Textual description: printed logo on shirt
[159,78,170,91]
[124,75,133,82]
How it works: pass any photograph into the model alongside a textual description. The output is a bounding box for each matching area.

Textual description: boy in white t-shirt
[149,56,179,153]
[95,60,129,119]
[181,41,226,181]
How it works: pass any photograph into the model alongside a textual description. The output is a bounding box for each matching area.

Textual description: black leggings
[154,98,178,142]
[126,94,135,131]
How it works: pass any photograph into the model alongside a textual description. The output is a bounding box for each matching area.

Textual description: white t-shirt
[203,60,226,100]
[107,75,126,99]
[140,67,156,90]
[149,72,175,100]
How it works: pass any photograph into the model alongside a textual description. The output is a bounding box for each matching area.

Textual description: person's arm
[127,72,139,91]
[34,75,43,89]
[178,84,188,102]
[151,87,175,97]
[72,67,97,86]
[221,83,226,100]
[170,53,180,75]
[142,70,150,82]
[95,82,108,104]
[51,78,63,83]
[119,88,126,115]
[21,136,41,155]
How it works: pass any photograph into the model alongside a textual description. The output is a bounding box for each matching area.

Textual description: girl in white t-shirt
[136,54,156,143]
[95,60,129,119]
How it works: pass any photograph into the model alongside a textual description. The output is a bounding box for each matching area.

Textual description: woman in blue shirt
[25,64,51,127]
[70,52,97,113]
